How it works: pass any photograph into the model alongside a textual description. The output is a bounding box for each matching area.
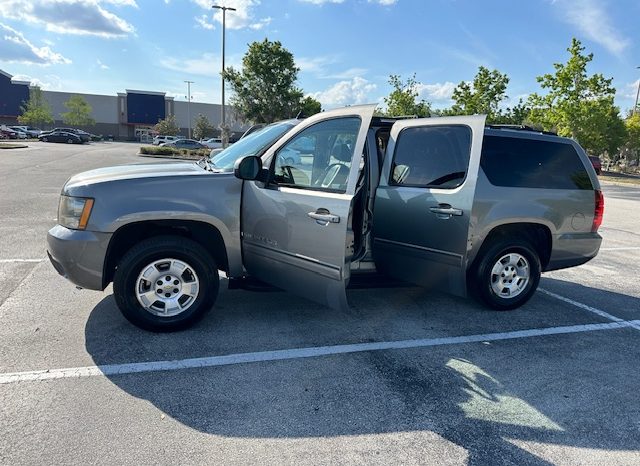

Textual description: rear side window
[391,125,472,189]
[481,135,592,190]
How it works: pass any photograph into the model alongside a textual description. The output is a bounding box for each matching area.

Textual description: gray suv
[47,105,603,331]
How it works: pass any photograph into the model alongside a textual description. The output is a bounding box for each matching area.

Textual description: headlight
[58,196,94,230]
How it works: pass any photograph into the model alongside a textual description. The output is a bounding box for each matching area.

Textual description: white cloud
[0,23,71,65]
[96,59,109,69]
[192,0,271,30]
[297,55,338,74]
[12,73,63,89]
[161,52,242,76]
[369,0,397,5]
[416,81,456,102]
[195,14,215,30]
[0,0,135,38]
[311,77,377,107]
[551,0,629,56]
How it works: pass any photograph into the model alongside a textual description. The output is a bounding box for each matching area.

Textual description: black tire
[470,239,541,311]
[67,138,73,144]
[113,236,219,331]
[42,137,48,142]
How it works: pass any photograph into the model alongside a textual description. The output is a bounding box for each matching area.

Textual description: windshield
[210,121,297,170]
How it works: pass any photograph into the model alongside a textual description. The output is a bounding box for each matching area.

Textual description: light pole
[634,66,640,116]
[184,80,194,139]
[212,4,235,147]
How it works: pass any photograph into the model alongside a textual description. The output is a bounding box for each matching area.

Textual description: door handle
[308,208,340,225]
[429,204,463,217]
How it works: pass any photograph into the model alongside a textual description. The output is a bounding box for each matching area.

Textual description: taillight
[592,189,604,232]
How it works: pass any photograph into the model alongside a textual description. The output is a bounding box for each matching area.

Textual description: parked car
[7,127,28,139]
[39,131,83,144]
[588,155,602,175]
[161,139,206,149]
[10,126,40,138]
[153,135,180,146]
[47,105,603,331]
[41,128,90,143]
[0,127,19,139]
[200,137,223,149]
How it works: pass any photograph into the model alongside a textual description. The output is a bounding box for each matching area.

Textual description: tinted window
[273,117,360,193]
[391,125,472,188]
[481,135,592,190]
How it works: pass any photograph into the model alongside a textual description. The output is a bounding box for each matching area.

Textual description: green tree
[527,38,625,157]
[154,114,179,135]
[300,96,322,117]
[61,95,95,126]
[224,39,305,123]
[449,66,510,122]
[383,74,431,117]
[624,113,640,166]
[17,86,54,128]
[193,114,214,140]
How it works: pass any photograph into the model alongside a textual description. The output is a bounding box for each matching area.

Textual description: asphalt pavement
[0,141,639,465]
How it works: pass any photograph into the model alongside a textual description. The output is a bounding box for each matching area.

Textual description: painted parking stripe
[0,259,44,263]
[599,247,640,251]
[0,320,638,385]
[539,288,640,330]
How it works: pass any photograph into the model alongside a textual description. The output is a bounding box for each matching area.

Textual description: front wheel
[471,239,541,311]
[113,236,219,331]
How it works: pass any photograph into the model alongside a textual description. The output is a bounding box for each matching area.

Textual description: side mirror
[234,155,262,180]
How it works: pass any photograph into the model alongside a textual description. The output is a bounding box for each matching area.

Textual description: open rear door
[241,105,376,310]
[373,115,486,296]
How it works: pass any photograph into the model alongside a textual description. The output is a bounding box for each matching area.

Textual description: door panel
[241,105,376,310]
[373,115,486,296]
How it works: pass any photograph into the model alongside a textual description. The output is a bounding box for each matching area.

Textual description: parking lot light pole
[212,4,236,147]
[634,66,640,116]
[184,80,194,139]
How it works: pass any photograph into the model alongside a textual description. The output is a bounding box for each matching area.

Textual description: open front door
[373,115,486,296]
[241,105,376,310]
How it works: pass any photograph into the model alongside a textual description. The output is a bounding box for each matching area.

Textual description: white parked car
[152,135,180,146]
[200,137,223,149]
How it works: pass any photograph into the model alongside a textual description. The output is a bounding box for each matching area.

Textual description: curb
[0,144,29,149]
[137,153,201,161]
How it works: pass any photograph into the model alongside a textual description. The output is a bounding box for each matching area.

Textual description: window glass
[391,125,472,188]
[273,117,361,193]
[480,135,592,190]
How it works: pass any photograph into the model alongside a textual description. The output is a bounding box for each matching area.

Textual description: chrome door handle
[308,209,340,225]
[429,205,463,217]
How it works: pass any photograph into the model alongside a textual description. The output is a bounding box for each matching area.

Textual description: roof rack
[486,124,557,136]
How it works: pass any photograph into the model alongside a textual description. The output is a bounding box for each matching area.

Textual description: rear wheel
[113,236,219,331]
[42,137,48,142]
[471,239,541,310]
[67,138,74,144]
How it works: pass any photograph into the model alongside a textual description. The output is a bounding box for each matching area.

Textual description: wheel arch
[103,220,230,288]
[468,222,553,273]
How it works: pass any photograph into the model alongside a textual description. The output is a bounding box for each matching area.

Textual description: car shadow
[85,278,640,464]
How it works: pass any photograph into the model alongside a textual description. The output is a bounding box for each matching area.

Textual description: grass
[139,146,210,159]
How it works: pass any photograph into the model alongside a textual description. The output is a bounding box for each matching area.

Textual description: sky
[0,0,639,113]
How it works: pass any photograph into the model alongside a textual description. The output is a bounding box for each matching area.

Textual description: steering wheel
[314,163,349,188]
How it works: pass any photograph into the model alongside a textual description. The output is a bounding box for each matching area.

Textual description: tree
[224,39,305,123]
[17,86,54,128]
[193,114,214,140]
[154,114,179,135]
[624,113,640,166]
[383,74,431,117]
[300,96,322,117]
[449,66,510,122]
[61,95,95,126]
[527,38,625,157]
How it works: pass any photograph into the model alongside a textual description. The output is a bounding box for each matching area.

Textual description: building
[0,69,246,140]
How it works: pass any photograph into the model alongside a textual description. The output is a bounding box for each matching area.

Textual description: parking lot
[1,141,639,465]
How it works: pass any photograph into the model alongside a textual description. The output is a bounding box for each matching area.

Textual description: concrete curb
[0,144,29,149]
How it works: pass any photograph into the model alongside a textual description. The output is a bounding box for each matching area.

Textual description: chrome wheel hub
[490,253,530,299]
[135,258,199,317]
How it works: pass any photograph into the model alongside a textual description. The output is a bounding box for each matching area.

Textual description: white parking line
[539,288,640,331]
[599,247,640,251]
[0,259,44,263]
[1,320,638,385]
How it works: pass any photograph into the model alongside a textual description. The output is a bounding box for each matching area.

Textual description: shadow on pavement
[85,278,640,464]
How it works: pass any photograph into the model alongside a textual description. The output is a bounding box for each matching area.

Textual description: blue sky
[1,0,639,112]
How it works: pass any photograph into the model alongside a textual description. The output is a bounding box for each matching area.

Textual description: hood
[64,161,209,189]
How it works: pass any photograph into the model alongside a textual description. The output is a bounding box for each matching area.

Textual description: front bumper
[47,225,112,290]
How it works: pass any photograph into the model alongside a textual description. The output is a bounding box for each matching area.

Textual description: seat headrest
[332,143,352,162]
